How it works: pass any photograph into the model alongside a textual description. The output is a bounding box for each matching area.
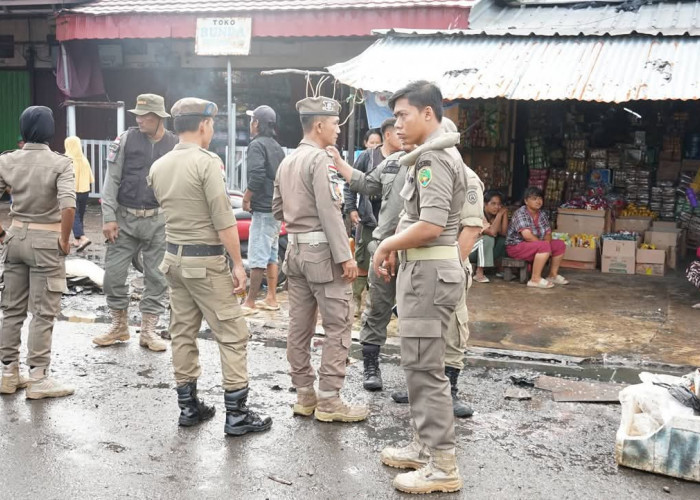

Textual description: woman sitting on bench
[471,190,508,283]
[505,187,569,289]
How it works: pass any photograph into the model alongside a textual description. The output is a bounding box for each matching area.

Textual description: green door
[0,71,30,152]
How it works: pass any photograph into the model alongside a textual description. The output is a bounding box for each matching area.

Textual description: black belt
[166,243,225,257]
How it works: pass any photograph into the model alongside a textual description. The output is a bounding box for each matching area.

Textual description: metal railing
[81,140,346,197]
[82,139,110,198]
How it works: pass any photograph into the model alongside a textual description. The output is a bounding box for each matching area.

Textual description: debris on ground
[65,257,105,289]
[535,375,625,403]
[504,388,532,400]
[268,475,293,486]
[617,371,700,482]
[509,373,538,387]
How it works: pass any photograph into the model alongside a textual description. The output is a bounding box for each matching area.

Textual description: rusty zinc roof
[65,0,475,14]
[468,0,700,37]
[327,33,700,102]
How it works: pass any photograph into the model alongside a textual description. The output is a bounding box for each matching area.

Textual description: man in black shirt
[242,105,286,312]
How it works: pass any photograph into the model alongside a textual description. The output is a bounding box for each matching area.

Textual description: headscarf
[19,106,54,144]
[64,136,90,172]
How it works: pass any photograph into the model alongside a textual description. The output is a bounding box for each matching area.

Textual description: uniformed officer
[271,96,368,423]
[372,81,466,494]
[95,94,178,352]
[389,118,484,418]
[0,106,75,399]
[330,118,481,419]
[148,97,272,435]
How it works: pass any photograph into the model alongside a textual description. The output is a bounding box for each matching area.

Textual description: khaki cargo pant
[104,208,167,315]
[0,226,68,368]
[284,242,353,392]
[397,258,465,450]
[159,251,248,391]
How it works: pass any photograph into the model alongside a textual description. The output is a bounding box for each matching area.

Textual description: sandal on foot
[255,301,280,311]
[474,275,490,283]
[527,278,554,289]
[76,239,92,252]
[548,275,569,285]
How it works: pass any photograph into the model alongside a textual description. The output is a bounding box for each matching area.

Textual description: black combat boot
[224,386,272,436]
[362,344,383,391]
[176,381,216,427]
[391,391,409,404]
[445,366,473,418]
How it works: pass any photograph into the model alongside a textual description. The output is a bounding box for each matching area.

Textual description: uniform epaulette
[199,148,220,159]
[0,150,13,156]
[52,151,70,159]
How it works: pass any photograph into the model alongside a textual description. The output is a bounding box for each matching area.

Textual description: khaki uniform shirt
[148,142,236,246]
[0,143,76,223]
[459,167,485,230]
[272,139,351,264]
[348,151,406,243]
[397,129,467,246]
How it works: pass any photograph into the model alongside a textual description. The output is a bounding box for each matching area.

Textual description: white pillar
[116,101,125,135]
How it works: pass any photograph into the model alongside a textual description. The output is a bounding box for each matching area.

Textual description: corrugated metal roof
[327,34,700,102]
[467,0,700,36]
[66,0,475,14]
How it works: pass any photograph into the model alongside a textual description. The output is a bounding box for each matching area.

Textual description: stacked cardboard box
[602,239,636,274]
[556,208,611,269]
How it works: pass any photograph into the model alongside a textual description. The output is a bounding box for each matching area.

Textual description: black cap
[246,105,277,124]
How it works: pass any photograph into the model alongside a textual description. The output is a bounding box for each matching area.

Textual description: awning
[56,6,471,40]
[327,33,700,102]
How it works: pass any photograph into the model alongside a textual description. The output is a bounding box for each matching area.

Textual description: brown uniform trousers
[1,226,68,367]
[398,258,464,450]
[285,242,353,392]
[159,252,248,391]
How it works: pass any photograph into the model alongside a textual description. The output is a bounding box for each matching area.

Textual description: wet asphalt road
[2,321,700,500]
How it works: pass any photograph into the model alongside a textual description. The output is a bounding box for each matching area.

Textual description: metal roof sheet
[327,34,700,102]
[66,0,475,14]
[467,0,700,36]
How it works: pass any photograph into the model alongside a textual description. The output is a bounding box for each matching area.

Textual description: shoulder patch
[467,188,478,205]
[418,167,432,188]
[383,161,401,175]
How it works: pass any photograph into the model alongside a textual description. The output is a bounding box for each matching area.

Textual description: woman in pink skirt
[506,187,568,289]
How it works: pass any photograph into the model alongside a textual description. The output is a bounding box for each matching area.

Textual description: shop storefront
[328,27,700,275]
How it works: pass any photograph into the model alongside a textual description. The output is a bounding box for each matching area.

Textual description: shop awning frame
[327,32,700,103]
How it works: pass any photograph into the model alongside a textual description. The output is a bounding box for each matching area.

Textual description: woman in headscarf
[0,105,76,399]
[64,136,94,251]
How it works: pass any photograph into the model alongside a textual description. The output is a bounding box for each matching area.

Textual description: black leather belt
[166,243,225,257]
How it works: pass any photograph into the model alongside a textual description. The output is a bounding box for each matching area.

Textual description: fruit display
[639,243,657,250]
[620,203,657,218]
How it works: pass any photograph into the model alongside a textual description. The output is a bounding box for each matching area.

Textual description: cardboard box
[614,216,653,235]
[644,229,681,248]
[666,245,678,270]
[560,259,597,270]
[652,221,678,231]
[636,263,665,276]
[682,159,700,173]
[560,246,598,270]
[601,240,636,274]
[636,248,666,276]
[556,208,611,236]
[657,160,682,182]
[563,246,597,262]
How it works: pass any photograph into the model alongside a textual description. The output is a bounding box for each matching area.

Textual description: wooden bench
[501,257,529,284]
